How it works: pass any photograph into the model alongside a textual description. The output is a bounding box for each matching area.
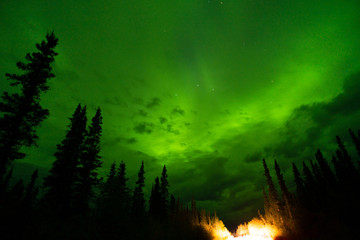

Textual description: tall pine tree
[314,149,337,188]
[274,160,293,220]
[23,169,39,210]
[160,165,169,216]
[263,159,279,204]
[349,129,360,158]
[98,162,116,217]
[274,160,291,201]
[116,161,131,213]
[335,136,358,183]
[149,177,161,217]
[42,104,87,215]
[74,108,103,215]
[292,163,305,202]
[262,159,281,226]
[0,32,58,179]
[132,161,145,218]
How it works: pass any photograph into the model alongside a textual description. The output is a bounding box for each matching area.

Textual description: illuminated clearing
[202,217,279,240]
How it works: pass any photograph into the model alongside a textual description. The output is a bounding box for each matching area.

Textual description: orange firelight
[203,217,280,240]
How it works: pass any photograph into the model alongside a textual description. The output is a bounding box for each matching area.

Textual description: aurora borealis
[1,0,360,228]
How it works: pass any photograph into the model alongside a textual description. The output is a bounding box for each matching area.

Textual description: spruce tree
[160,165,169,216]
[262,159,281,226]
[0,32,58,178]
[302,162,315,190]
[98,162,117,217]
[331,155,341,180]
[132,161,145,217]
[292,163,305,201]
[0,168,13,203]
[274,160,293,220]
[262,187,270,214]
[302,161,317,208]
[100,161,131,217]
[349,129,360,158]
[200,209,208,225]
[191,197,199,224]
[335,136,358,182]
[274,160,291,200]
[315,149,337,187]
[170,194,176,215]
[42,104,87,215]
[74,108,103,214]
[107,162,116,187]
[116,161,131,213]
[23,169,39,209]
[149,177,161,217]
[310,160,322,185]
[262,159,278,203]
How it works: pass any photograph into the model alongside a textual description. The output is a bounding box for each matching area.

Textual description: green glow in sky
[1,0,360,226]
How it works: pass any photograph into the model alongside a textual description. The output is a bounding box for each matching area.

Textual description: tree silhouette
[97,162,116,218]
[301,161,317,208]
[262,159,283,228]
[0,32,58,179]
[274,160,293,224]
[149,176,161,217]
[42,104,87,215]
[169,194,176,215]
[335,136,358,183]
[116,161,131,214]
[160,165,169,216]
[349,128,360,159]
[314,149,337,188]
[0,167,13,203]
[292,163,305,203]
[23,169,39,209]
[274,160,291,201]
[74,107,103,215]
[102,162,116,199]
[132,161,145,218]
[263,159,278,204]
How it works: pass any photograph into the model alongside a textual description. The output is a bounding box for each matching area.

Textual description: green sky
[1,0,360,228]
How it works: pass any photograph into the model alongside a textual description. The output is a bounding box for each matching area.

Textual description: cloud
[170,154,233,201]
[103,96,128,107]
[137,109,148,117]
[146,97,161,109]
[244,152,263,163]
[185,72,360,226]
[103,136,138,146]
[171,106,185,116]
[272,72,360,163]
[133,97,145,105]
[167,150,266,226]
[127,137,137,144]
[166,124,180,135]
[159,116,167,124]
[133,122,154,134]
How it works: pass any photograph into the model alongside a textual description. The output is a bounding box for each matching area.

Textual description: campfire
[200,217,280,240]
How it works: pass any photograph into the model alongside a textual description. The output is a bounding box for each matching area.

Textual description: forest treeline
[0,33,213,240]
[2,33,360,240]
[261,130,360,240]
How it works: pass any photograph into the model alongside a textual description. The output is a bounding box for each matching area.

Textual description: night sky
[1,0,360,228]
